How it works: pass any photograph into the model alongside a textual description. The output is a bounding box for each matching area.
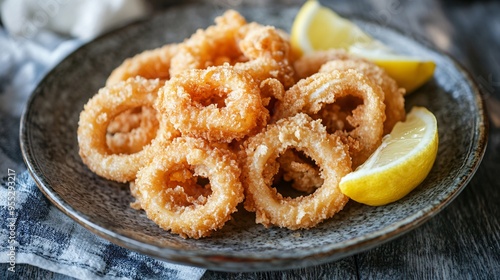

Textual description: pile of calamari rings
[77,10,406,239]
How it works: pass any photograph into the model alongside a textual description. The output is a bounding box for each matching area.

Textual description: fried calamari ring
[156,65,269,142]
[105,44,178,154]
[106,106,159,154]
[170,11,295,88]
[169,10,247,75]
[129,170,212,212]
[78,77,178,182]
[106,44,179,86]
[259,77,285,111]
[319,59,406,134]
[233,23,295,88]
[135,137,244,239]
[242,113,351,229]
[273,69,385,168]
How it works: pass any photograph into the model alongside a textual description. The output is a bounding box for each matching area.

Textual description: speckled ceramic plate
[20,4,488,272]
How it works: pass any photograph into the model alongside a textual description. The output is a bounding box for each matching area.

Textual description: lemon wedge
[290,0,436,93]
[290,0,372,55]
[339,107,439,206]
[349,43,436,93]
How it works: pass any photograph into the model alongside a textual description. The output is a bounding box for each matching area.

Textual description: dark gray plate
[20,4,488,272]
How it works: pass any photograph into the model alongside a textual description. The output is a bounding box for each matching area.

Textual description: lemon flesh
[339,107,439,206]
[349,44,436,93]
[291,0,372,55]
[290,0,436,93]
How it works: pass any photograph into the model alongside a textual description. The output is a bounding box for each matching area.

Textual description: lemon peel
[339,107,439,206]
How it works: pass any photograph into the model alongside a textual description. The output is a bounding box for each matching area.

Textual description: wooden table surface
[2,0,499,279]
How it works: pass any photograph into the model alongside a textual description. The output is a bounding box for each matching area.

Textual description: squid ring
[78,77,177,183]
[104,43,179,155]
[319,59,405,134]
[135,137,244,239]
[106,44,179,86]
[233,23,296,88]
[169,10,247,76]
[242,113,351,230]
[156,65,268,142]
[273,69,386,167]
[170,11,295,88]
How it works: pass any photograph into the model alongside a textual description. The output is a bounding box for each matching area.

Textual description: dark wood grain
[3,0,499,279]
[202,257,358,280]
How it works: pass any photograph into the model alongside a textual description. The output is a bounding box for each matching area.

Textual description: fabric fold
[0,172,206,280]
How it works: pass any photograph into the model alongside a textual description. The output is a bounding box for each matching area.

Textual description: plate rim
[19,8,489,272]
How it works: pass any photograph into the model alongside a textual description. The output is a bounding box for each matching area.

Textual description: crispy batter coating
[319,59,405,134]
[105,42,179,155]
[78,77,177,182]
[170,10,295,88]
[135,137,244,239]
[106,44,178,86]
[242,114,351,229]
[106,106,159,154]
[273,69,386,168]
[156,65,269,142]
